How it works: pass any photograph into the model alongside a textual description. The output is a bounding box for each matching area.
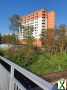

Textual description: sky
[0,0,67,34]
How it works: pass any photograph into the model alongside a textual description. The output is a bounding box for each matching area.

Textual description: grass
[28,53,67,75]
[0,47,67,76]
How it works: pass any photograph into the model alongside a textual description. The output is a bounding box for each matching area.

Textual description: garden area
[0,46,67,78]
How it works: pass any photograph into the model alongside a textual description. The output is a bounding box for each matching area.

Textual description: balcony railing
[0,56,57,90]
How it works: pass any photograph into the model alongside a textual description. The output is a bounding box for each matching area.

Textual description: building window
[42,16,45,18]
[42,23,45,24]
[42,20,45,22]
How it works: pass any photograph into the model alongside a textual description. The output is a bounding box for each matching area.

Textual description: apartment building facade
[17,9,56,47]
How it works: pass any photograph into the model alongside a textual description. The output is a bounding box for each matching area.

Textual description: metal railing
[0,56,57,90]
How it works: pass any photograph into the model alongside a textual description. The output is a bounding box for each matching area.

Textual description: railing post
[9,66,14,90]
[0,56,56,90]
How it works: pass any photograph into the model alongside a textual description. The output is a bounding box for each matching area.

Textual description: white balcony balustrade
[0,56,57,90]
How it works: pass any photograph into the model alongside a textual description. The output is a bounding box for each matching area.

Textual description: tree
[10,15,21,33]
[2,34,16,44]
[0,33,2,44]
[23,25,34,47]
[41,29,48,46]
[10,15,22,45]
[58,25,66,53]
[53,24,67,54]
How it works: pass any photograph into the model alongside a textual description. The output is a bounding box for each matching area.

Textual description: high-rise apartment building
[17,9,56,47]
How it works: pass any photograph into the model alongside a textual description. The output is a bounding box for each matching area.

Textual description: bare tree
[10,15,22,45]
[23,25,34,47]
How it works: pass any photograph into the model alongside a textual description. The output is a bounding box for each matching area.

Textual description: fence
[0,56,57,90]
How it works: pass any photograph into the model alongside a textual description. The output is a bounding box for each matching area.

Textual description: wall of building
[20,10,48,39]
[17,9,56,47]
[47,11,56,46]
[48,11,56,29]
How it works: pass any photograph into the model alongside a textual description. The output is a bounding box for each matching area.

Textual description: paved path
[0,64,10,90]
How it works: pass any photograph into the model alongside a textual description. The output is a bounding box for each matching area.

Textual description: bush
[1,47,67,76]
[0,49,5,56]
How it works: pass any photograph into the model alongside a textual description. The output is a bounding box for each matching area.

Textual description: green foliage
[0,49,4,56]
[1,47,67,76]
[2,34,16,44]
[29,52,67,75]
